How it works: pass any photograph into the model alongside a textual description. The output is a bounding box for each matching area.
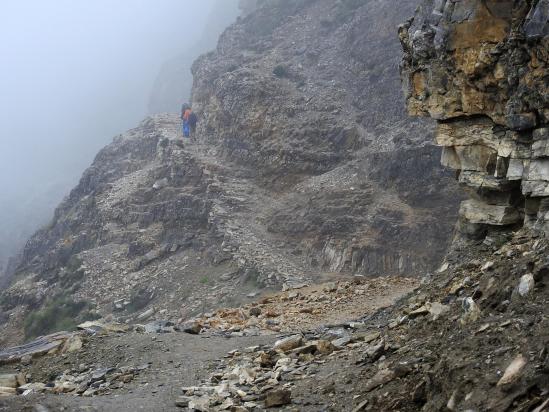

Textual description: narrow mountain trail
[155,114,317,288]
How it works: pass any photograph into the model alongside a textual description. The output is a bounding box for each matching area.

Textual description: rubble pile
[174,230,549,411]
[191,277,417,336]
[281,230,549,411]
[1,1,547,411]
[0,232,547,411]
[0,332,83,366]
[16,364,149,398]
[0,373,25,398]
[175,327,382,411]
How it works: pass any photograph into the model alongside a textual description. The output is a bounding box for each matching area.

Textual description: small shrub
[493,233,512,249]
[242,269,261,288]
[59,257,85,288]
[273,64,289,78]
[221,295,239,308]
[65,256,83,273]
[200,276,210,285]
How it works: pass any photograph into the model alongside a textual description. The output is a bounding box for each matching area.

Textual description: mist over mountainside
[0,0,461,348]
[0,1,241,281]
[0,1,547,411]
[148,0,241,113]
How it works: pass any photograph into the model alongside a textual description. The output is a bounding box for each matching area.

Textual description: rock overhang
[400,0,549,235]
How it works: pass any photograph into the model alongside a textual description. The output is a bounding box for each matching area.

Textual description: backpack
[181,103,190,118]
[183,109,192,121]
[189,112,198,127]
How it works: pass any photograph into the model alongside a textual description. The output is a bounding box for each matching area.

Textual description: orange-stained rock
[400,0,548,236]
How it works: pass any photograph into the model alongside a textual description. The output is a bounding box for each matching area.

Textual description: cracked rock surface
[400,0,549,237]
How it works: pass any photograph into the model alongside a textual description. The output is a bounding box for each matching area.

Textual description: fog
[0,0,239,274]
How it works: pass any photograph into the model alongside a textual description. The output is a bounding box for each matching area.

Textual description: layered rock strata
[400,0,549,236]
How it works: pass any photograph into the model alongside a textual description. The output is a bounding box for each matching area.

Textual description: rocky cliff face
[0,2,547,411]
[1,0,461,347]
[400,0,549,238]
[192,0,461,276]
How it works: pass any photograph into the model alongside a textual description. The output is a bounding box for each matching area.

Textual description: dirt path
[0,277,417,411]
[197,276,418,335]
[0,333,275,412]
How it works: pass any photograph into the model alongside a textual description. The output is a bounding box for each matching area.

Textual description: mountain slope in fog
[0,0,460,347]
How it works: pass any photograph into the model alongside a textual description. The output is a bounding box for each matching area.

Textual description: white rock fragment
[460,298,481,324]
[152,178,169,190]
[517,274,535,297]
[481,261,494,272]
[497,354,527,386]
[0,375,18,389]
[274,335,302,353]
[437,262,449,273]
[429,302,449,320]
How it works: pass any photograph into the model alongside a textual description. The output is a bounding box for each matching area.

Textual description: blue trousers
[182,122,190,137]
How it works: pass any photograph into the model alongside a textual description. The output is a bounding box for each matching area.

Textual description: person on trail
[181,103,191,138]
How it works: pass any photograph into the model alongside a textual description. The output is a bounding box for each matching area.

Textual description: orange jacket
[183,109,192,122]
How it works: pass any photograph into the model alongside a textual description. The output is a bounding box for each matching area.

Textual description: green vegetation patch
[58,256,86,288]
[24,294,98,339]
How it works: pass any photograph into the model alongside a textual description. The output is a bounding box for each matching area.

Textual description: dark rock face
[525,0,549,39]
[400,0,549,236]
[194,0,430,173]
[1,0,461,346]
[192,0,460,275]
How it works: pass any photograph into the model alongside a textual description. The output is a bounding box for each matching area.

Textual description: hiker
[181,103,191,138]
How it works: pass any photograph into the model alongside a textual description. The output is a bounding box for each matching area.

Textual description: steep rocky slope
[0,0,460,348]
[0,1,547,411]
[191,0,460,274]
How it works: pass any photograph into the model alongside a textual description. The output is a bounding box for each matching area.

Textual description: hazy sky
[0,0,218,191]
[0,0,237,271]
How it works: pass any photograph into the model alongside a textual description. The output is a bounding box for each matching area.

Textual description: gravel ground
[0,333,276,412]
